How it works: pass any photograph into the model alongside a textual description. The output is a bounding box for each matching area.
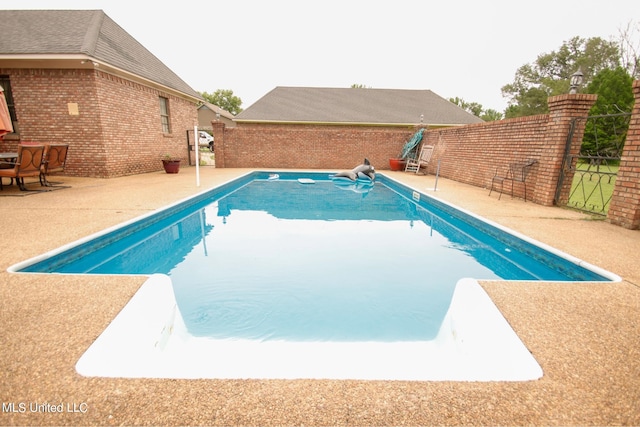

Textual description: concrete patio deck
[1,166,638,426]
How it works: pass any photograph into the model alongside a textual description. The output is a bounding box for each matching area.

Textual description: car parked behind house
[198,131,214,151]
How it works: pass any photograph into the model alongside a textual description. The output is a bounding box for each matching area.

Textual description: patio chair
[405,145,434,174]
[489,159,537,202]
[40,144,69,186]
[0,144,45,191]
[489,166,506,200]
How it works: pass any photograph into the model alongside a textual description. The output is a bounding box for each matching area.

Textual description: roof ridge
[80,10,105,56]
[237,87,483,125]
[0,9,203,100]
[275,86,434,92]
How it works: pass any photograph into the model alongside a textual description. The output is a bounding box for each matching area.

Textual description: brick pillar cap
[548,93,598,104]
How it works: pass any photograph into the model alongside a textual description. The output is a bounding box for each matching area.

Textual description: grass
[198,147,215,166]
[568,161,618,214]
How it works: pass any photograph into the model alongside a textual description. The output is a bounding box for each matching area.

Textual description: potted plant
[162,154,181,174]
[390,128,425,170]
[389,157,407,171]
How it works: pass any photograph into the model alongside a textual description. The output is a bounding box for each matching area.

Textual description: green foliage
[449,97,503,121]
[502,36,621,117]
[480,109,503,122]
[587,67,634,114]
[581,67,633,156]
[503,86,550,118]
[350,83,371,88]
[200,89,243,115]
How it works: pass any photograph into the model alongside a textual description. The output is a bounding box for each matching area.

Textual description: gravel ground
[1,167,638,426]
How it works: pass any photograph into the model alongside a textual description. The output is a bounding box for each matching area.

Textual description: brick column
[211,120,225,168]
[608,80,640,229]
[534,93,598,206]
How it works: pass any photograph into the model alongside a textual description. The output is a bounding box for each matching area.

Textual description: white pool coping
[76,274,543,381]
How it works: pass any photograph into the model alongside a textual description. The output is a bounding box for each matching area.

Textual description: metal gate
[556,112,631,215]
[185,128,215,167]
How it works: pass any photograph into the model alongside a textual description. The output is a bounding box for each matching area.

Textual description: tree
[449,97,503,121]
[200,89,243,115]
[502,36,621,118]
[502,86,550,118]
[617,20,640,79]
[581,67,634,157]
[350,83,371,88]
[480,109,503,122]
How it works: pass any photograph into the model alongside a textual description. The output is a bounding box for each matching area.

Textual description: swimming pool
[9,171,619,381]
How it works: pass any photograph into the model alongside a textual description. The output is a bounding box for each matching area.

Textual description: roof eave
[0,54,202,103]
[198,103,235,119]
[233,119,471,128]
[233,119,426,127]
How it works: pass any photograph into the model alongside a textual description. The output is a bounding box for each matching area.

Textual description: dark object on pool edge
[332,158,375,181]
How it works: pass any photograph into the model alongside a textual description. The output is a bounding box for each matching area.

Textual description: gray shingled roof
[198,102,235,120]
[0,10,201,99]
[235,87,484,126]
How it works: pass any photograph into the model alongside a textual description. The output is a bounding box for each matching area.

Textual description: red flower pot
[389,158,406,171]
[162,159,181,174]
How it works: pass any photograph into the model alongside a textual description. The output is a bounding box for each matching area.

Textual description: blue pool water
[15,171,612,344]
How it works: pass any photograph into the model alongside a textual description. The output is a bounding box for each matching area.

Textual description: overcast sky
[1,0,636,112]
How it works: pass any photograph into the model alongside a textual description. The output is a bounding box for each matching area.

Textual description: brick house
[198,102,235,129]
[213,86,483,169]
[212,83,640,229]
[234,87,484,127]
[0,9,202,178]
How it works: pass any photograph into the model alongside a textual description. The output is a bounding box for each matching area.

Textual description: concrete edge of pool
[75,274,544,382]
[6,171,621,283]
[6,170,621,382]
[5,172,258,274]
[381,173,622,283]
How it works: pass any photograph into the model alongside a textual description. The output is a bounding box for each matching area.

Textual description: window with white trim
[159,96,170,133]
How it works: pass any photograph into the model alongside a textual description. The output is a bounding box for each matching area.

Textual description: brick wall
[4,67,638,229]
[608,80,640,229]
[213,93,597,206]
[418,115,549,199]
[213,122,419,170]
[544,94,600,206]
[215,87,640,229]
[0,68,197,177]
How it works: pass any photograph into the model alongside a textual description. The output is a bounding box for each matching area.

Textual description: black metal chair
[489,159,537,202]
[489,166,506,200]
